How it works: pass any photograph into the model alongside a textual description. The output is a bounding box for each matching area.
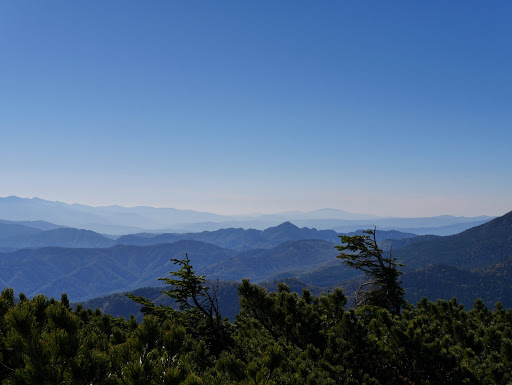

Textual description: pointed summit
[274,221,299,230]
[262,222,300,236]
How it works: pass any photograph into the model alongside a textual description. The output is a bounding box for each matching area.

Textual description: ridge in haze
[0,196,494,235]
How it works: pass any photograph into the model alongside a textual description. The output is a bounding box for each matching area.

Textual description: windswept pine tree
[336,228,405,314]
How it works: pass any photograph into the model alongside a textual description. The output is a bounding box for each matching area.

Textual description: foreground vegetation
[1,231,511,384]
[1,285,512,384]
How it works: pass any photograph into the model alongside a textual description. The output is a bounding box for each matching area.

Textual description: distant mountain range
[0,238,358,302]
[116,222,340,250]
[1,210,510,307]
[0,219,425,252]
[1,196,510,316]
[78,208,512,319]
[0,220,421,301]
[0,196,494,235]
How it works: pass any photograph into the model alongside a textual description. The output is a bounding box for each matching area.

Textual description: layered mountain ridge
[0,206,510,316]
[0,196,493,235]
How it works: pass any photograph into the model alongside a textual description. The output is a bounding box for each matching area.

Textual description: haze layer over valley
[0,196,493,235]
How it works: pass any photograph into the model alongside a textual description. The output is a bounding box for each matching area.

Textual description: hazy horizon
[0,195,502,219]
[2,2,511,218]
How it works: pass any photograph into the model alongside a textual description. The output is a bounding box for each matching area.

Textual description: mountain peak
[268,222,301,232]
[275,221,298,229]
[261,222,302,237]
[2,196,24,201]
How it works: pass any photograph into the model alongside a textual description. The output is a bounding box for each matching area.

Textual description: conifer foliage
[336,228,405,314]
[1,254,511,384]
[129,254,232,356]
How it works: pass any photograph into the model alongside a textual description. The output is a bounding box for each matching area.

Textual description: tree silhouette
[129,254,232,355]
[336,228,404,314]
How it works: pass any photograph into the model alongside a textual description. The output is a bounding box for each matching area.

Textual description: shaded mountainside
[268,258,363,287]
[203,239,343,282]
[394,210,512,270]
[0,238,342,302]
[0,228,115,249]
[76,281,242,322]
[342,211,511,281]
[77,278,326,322]
[0,222,42,240]
[0,219,64,231]
[78,255,512,323]
[402,258,512,308]
[262,233,438,288]
[284,260,512,310]
[0,241,237,301]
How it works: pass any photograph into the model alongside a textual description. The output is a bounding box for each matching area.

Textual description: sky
[1,1,511,217]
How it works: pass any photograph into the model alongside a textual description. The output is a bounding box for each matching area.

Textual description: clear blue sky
[1,1,511,217]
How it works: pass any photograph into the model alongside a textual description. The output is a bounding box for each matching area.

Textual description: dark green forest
[1,232,512,384]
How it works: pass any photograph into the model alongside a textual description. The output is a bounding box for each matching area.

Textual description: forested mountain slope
[0,238,344,302]
[0,222,43,240]
[116,222,340,250]
[202,239,346,282]
[0,218,63,231]
[1,212,510,309]
[0,241,236,301]
[401,259,512,308]
[0,228,115,249]
[394,210,512,269]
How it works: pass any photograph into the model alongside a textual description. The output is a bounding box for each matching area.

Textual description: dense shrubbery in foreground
[1,282,512,385]
[2,231,512,384]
